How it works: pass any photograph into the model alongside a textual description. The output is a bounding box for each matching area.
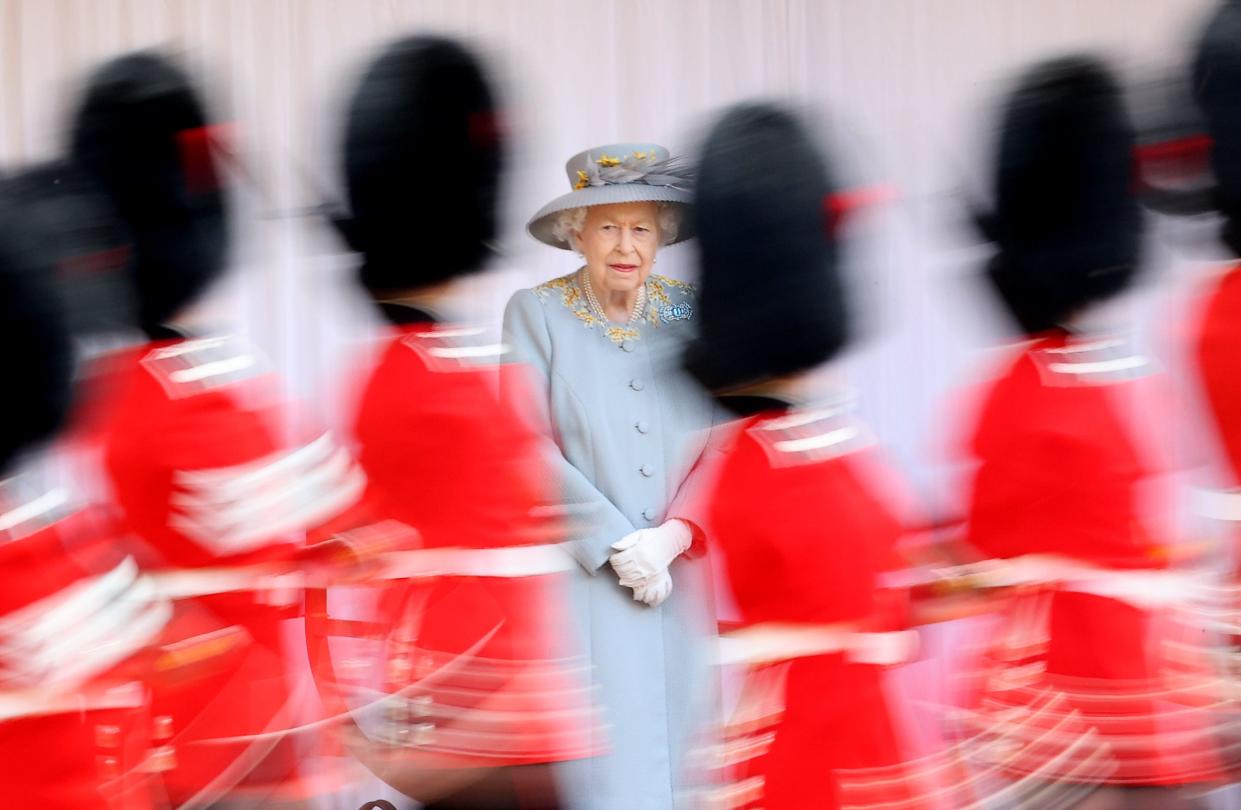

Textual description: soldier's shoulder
[139,335,266,400]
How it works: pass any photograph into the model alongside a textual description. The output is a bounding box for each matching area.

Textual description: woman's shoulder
[507,272,584,321]
[647,273,696,302]
[506,272,594,334]
[529,271,580,302]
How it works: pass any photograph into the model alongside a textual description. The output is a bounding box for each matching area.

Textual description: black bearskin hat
[1,163,135,338]
[683,102,849,394]
[70,51,228,338]
[341,35,504,298]
[0,194,75,473]
[1193,0,1241,252]
[978,56,1143,335]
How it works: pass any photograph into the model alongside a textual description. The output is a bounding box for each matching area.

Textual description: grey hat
[527,142,694,249]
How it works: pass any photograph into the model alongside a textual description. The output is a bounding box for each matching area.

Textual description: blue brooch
[659,302,693,323]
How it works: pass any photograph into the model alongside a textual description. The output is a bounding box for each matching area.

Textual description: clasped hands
[608,519,692,607]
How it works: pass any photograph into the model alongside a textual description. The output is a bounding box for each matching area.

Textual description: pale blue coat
[502,271,717,810]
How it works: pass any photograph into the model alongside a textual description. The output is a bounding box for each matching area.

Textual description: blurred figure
[502,142,717,807]
[0,190,168,806]
[681,101,936,810]
[54,51,374,807]
[957,56,1224,809]
[325,35,597,809]
[1137,8,1241,785]
[1173,2,1241,568]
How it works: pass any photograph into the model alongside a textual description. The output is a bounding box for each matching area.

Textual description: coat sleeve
[502,289,636,573]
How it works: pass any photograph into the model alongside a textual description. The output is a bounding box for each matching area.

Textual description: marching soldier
[55,51,377,807]
[958,56,1225,806]
[681,102,938,810]
[319,35,599,809]
[0,187,167,808]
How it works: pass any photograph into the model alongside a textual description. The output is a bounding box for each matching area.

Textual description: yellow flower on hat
[632,151,648,160]
[596,154,620,167]
[574,169,590,190]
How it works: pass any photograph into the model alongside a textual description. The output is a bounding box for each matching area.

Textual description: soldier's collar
[144,323,195,342]
[378,301,439,326]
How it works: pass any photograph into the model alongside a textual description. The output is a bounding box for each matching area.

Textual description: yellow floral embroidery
[533,273,602,331]
[645,280,671,325]
[606,325,641,343]
[644,275,696,326]
[656,274,696,293]
[574,169,590,190]
[533,272,695,345]
[596,154,621,167]
[632,151,648,160]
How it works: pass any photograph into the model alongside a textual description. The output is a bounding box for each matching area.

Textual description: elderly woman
[502,145,717,810]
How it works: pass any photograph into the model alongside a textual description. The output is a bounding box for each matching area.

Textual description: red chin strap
[823,184,897,236]
[468,110,506,149]
[1133,133,1213,176]
[176,123,235,195]
[56,244,132,280]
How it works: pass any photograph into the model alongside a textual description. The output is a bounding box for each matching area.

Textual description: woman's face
[575,201,660,295]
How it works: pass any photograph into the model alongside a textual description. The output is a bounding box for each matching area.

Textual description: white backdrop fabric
[0,3,1224,807]
[0,0,1217,500]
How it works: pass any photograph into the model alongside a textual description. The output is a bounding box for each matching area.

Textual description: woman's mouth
[609,264,638,273]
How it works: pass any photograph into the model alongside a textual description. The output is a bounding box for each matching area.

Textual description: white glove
[630,570,673,607]
[609,519,693,585]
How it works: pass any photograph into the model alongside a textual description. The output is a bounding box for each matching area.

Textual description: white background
[4,3,1230,805]
[0,0,1222,509]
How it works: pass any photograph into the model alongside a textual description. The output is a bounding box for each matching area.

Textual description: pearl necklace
[580,267,647,325]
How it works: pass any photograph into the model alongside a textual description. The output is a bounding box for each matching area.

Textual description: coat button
[629,378,645,391]
[621,340,635,352]
[95,724,121,749]
[149,745,177,772]
[640,464,654,477]
[642,507,657,521]
[152,716,174,742]
[97,755,120,778]
[635,419,649,434]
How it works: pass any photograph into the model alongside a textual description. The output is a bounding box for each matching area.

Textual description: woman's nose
[618,228,635,254]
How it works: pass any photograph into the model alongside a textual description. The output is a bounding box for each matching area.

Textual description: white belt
[148,543,576,600]
[1193,487,1241,522]
[0,561,172,690]
[379,544,576,579]
[0,680,144,723]
[967,554,1204,610]
[715,624,919,667]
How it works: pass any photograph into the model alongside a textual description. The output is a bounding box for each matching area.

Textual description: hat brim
[527,184,693,249]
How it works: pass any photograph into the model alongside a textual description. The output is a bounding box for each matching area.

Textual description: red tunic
[701,404,926,810]
[1195,264,1241,487]
[347,321,596,767]
[0,495,166,809]
[963,331,1222,786]
[86,335,368,804]
[1190,263,1241,685]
